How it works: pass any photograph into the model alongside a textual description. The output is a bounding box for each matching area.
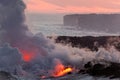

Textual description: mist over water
[26,13,120,36]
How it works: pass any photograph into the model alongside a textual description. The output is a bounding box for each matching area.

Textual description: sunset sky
[24,0,120,14]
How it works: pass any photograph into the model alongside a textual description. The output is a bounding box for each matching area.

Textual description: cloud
[43,0,120,8]
[24,0,64,13]
[24,0,120,13]
[0,44,22,74]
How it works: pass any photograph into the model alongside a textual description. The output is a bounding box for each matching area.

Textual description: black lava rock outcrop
[0,71,17,80]
[81,60,120,79]
[56,36,120,51]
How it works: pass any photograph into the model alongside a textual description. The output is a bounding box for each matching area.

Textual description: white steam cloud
[0,44,22,75]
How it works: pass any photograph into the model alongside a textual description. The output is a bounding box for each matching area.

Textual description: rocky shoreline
[55,36,120,51]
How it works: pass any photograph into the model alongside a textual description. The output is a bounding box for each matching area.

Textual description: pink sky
[24,0,120,13]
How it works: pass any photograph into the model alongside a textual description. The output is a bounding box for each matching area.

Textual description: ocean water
[26,13,119,37]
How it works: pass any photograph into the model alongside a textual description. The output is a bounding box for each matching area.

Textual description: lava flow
[20,50,35,62]
[52,61,73,77]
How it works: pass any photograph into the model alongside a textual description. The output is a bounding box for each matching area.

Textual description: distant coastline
[63,14,120,33]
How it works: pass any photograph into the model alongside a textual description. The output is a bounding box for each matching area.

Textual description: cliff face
[64,14,120,32]
[64,14,80,26]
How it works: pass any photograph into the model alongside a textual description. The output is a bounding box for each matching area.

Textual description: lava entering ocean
[40,59,73,79]
[52,59,73,77]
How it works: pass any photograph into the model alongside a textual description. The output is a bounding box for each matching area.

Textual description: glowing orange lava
[20,50,34,62]
[52,61,73,77]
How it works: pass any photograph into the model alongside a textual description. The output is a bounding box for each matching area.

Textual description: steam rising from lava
[0,44,22,75]
[0,0,120,79]
[51,59,73,77]
[0,0,78,76]
[0,0,47,62]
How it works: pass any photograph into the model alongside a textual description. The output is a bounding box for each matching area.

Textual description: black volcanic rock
[0,71,17,80]
[55,36,120,51]
[82,60,120,79]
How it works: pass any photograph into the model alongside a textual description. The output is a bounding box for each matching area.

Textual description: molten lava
[20,50,34,62]
[52,61,73,77]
